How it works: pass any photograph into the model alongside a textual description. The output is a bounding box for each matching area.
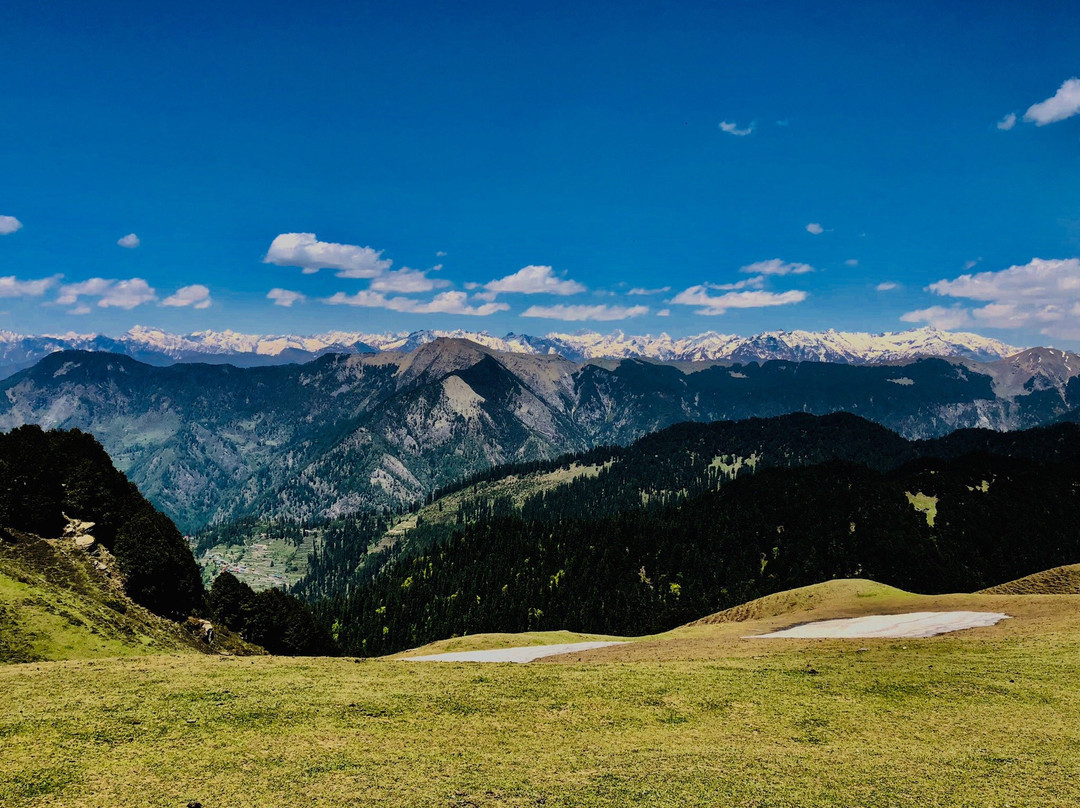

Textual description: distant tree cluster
[209,572,336,656]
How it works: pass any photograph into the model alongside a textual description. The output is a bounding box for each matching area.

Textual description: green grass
[0,530,250,663]
[905,491,939,526]
[4,582,1080,806]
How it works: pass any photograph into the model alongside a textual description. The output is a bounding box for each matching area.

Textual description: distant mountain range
[0,325,1022,378]
[2,337,1077,532]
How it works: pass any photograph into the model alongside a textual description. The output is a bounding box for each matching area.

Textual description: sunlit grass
[4,583,1080,806]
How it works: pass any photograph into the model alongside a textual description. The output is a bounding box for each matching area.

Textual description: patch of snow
[749,611,1010,639]
[887,377,915,385]
[404,641,630,663]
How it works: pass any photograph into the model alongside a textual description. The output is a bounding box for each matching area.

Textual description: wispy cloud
[805,223,824,235]
[627,286,671,295]
[483,265,586,296]
[161,284,211,309]
[900,305,972,330]
[1024,78,1080,126]
[267,288,306,307]
[876,281,899,291]
[324,290,509,316]
[117,233,140,249]
[520,304,648,321]
[670,286,807,316]
[0,274,60,298]
[845,259,859,267]
[719,121,754,136]
[264,233,393,277]
[706,276,766,291]
[57,277,157,310]
[740,259,814,276]
[369,267,450,294]
[0,215,23,235]
[996,112,1017,131]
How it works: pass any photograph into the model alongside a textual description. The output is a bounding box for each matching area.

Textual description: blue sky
[2,0,1080,345]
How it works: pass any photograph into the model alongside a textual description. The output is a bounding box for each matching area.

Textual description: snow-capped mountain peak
[0,324,1026,381]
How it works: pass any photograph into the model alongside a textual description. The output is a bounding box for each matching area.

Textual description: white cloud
[845,259,859,267]
[117,233,140,249]
[0,215,23,235]
[0,274,59,297]
[267,288,306,307]
[656,308,671,317]
[57,277,156,309]
[520,304,649,321]
[915,257,1080,337]
[483,265,586,296]
[719,121,754,136]
[706,276,766,291]
[628,286,671,295]
[997,112,1017,131]
[68,305,92,315]
[370,267,450,294]
[876,281,899,291]
[161,284,211,309]
[324,290,509,316]
[1024,78,1080,126]
[670,286,808,316]
[264,233,393,277]
[740,259,814,276]
[436,250,448,257]
[900,305,972,330]
[806,223,824,235]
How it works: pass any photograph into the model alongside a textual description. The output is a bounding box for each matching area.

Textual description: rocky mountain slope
[0,325,1022,378]
[1,339,1076,532]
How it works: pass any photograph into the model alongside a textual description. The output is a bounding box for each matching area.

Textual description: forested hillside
[0,425,205,619]
[294,415,1080,655]
[0,425,334,657]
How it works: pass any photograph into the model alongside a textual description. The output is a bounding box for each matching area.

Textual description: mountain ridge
[0,325,1024,379]
[3,341,1078,532]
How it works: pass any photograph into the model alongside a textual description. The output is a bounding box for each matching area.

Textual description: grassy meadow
[4,581,1080,807]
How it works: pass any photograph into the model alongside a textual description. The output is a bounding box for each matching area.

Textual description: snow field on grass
[750,611,1010,639]
[404,641,631,663]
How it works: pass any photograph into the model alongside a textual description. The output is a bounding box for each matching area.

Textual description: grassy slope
[979,564,1080,595]
[0,529,250,663]
[4,579,1080,806]
[372,461,607,555]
